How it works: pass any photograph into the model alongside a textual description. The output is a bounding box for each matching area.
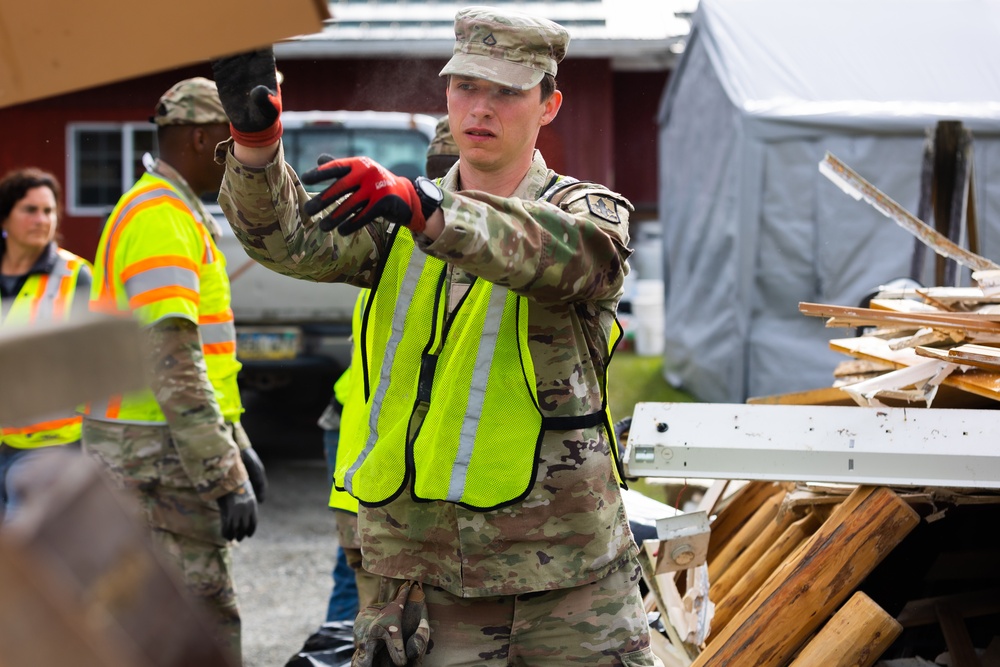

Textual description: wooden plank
[819,153,1000,273]
[709,512,822,641]
[707,481,788,562]
[1,450,238,667]
[707,491,785,583]
[916,343,1000,372]
[0,540,138,667]
[936,603,982,667]
[800,302,1000,332]
[787,591,902,667]
[709,505,799,604]
[0,315,144,427]
[692,486,919,667]
[831,336,1000,403]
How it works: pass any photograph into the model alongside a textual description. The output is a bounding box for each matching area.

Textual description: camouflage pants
[80,419,242,663]
[374,562,658,666]
[335,510,381,613]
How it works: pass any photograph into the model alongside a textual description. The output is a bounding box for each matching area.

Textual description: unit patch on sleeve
[586,194,620,224]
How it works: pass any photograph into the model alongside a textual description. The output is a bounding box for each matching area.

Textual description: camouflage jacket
[218,140,639,597]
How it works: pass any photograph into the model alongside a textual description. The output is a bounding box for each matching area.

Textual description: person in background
[211,4,654,664]
[0,168,92,523]
[425,115,460,180]
[81,77,267,663]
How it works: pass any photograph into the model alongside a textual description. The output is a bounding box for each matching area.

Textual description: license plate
[236,328,301,361]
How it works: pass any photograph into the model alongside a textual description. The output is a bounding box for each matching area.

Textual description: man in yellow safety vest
[82,77,267,663]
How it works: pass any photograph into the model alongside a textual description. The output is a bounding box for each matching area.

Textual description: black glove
[210,48,283,147]
[240,446,268,504]
[217,480,258,541]
[301,155,425,235]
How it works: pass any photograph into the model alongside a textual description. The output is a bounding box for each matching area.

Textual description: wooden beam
[709,512,822,641]
[936,603,982,667]
[709,505,799,604]
[706,482,788,562]
[692,486,919,667]
[707,491,785,583]
[787,592,902,667]
[0,315,144,426]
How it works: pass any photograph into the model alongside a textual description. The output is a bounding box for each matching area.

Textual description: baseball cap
[150,77,229,126]
[439,6,570,91]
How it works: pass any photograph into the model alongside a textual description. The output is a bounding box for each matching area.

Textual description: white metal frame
[624,402,1000,488]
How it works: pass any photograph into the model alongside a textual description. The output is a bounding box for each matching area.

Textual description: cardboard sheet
[0,0,331,108]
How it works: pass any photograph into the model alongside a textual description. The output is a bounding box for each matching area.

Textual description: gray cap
[439,6,570,91]
[151,77,228,126]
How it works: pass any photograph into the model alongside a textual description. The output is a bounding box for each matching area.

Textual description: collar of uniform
[149,158,224,241]
[444,149,551,200]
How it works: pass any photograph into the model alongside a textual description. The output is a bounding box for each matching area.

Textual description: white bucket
[632,279,665,356]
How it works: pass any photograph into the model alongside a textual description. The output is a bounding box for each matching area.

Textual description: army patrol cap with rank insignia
[439,6,570,91]
[150,77,229,126]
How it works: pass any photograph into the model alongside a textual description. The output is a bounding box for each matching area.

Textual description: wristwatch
[413,176,444,220]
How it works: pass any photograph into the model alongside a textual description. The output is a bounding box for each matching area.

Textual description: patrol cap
[426,116,458,159]
[439,6,570,91]
[150,77,229,126]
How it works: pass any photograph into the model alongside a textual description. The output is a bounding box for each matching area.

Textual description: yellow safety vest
[1,248,89,448]
[87,173,242,424]
[335,227,622,512]
[328,291,368,514]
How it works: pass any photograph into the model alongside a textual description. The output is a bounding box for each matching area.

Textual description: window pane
[75,130,122,207]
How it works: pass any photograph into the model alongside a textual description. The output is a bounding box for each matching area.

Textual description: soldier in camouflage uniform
[211,7,658,666]
[425,115,460,180]
[82,77,268,664]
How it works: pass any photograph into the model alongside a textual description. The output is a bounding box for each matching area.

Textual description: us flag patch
[586,194,620,224]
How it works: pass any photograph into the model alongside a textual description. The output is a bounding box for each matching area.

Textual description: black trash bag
[285,620,356,667]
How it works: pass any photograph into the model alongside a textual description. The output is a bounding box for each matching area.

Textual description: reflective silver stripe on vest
[344,251,428,495]
[200,320,236,345]
[102,187,183,294]
[124,266,199,301]
[446,283,509,502]
[34,254,75,320]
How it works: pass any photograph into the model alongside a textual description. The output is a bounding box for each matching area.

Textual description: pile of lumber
[639,480,1000,666]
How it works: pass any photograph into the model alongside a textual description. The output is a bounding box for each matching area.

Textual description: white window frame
[65,122,157,217]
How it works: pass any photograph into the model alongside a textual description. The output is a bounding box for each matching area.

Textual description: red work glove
[301,156,425,235]
[211,48,283,147]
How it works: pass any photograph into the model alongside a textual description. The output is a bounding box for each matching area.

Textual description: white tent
[658,0,1000,403]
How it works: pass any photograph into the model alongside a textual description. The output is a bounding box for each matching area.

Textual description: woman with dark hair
[0,167,92,522]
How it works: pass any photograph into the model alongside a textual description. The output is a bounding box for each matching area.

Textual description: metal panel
[624,402,1000,488]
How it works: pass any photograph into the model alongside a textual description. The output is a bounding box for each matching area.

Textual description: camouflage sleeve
[420,183,633,304]
[143,317,247,501]
[215,138,385,289]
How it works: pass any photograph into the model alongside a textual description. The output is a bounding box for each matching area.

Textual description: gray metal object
[625,402,1000,489]
[654,511,711,573]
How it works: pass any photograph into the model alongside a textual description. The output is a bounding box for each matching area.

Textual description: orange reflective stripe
[2,416,81,436]
[127,285,199,310]
[120,254,200,283]
[28,274,49,322]
[53,272,76,318]
[203,341,236,355]
[199,308,235,324]
[106,194,195,303]
[106,395,123,419]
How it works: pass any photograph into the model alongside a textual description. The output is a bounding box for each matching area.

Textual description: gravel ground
[232,455,339,667]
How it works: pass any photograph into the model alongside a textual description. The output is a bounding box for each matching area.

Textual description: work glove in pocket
[352,579,430,667]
